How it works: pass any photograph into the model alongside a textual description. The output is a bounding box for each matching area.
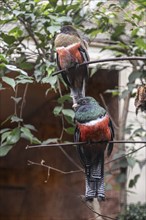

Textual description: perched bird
[135,84,146,115]
[74,96,114,201]
[54,25,89,104]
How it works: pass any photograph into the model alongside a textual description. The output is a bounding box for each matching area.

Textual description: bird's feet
[85,197,94,202]
[80,195,93,203]
[97,195,105,202]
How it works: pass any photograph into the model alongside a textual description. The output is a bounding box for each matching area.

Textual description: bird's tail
[70,78,86,104]
[85,155,105,200]
[77,145,105,200]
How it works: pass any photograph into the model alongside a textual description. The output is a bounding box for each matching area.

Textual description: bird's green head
[60,25,80,37]
[74,96,106,123]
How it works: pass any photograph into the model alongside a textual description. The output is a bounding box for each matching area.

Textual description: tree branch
[52,57,146,76]
[28,160,82,175]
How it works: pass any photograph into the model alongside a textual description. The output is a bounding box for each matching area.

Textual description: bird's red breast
[77,114,111,143]
[67,42,83,64]
[56,42,83,69]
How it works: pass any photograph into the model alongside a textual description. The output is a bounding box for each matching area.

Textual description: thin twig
[26,143,146,167]
[105,144,146,165]
[52,57,146,76]
[81,197,117,220]
[26,140,146,149]
[99,93,119,130]
[14,84,19,116]
[27,160,82,175]
[19,83,29,119]
[59,146,83,171]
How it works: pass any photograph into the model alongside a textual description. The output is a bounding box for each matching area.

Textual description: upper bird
[54,25,89,104]
[74,96,114,202]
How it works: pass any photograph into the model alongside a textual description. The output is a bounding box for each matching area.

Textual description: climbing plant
[0,0,86,156]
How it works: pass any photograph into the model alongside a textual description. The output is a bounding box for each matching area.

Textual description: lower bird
[74,96,114,201]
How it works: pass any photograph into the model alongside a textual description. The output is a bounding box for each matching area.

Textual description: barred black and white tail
[85,158,105,201]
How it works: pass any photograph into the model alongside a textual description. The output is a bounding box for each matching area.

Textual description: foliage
[0,0,85,155]
[119,203,146,220]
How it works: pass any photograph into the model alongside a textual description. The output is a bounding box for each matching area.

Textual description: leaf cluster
[119,202,146,220]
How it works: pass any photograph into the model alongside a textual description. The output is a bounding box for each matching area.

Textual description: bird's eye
[81,100,86,105]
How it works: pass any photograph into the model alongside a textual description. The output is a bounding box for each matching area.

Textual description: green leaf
[0,145,13,157]
[1,33,16,45]
[49,0,58,7]
[64,127,75,135]
[42,138,58,145]
[127,157,136,168]
[105,89,119,96]
[24,124,37,131]
[128,174,140,188]
[0,128,10,134]
[6,128,21,145]
[5,65,28,76]
[47,26,60,34]
[128,71,142,83]
[53,106,62,116]
[1,131,11,143]
[16,75,33,84]
[55,16,72,23]
[21,127,40,144]
[42,75,57,88]
[19,62,33,70]
[62,109,75,119]
[9,27,23,38]
[31,137,41,144]
[119,0,130,8]
[0,54,8,63]
[127,83,135,92]
[58,94,72,104]
[135,38,146,50]
[11,115,23,123]
[111,24,125,40]
[2,76,15,90]
[21,127,33,142]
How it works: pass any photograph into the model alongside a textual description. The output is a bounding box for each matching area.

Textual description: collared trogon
[54,25,89,104]
[74,96,114,201]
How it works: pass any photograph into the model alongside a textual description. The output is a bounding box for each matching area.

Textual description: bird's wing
[78,45,90,62]
[56,53,61,70]
[74,126,84,164]
[74,126,89,167]
[107,119,114,157]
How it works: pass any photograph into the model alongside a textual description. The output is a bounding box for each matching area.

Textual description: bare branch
[27,160,82,175]
[99,94,119,130]
[52,57,146,76]
[19,83,29,119]
[26,140,146,149]
[59,146,83,171]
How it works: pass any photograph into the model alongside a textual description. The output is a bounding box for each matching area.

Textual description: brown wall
[0,69,120,220]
